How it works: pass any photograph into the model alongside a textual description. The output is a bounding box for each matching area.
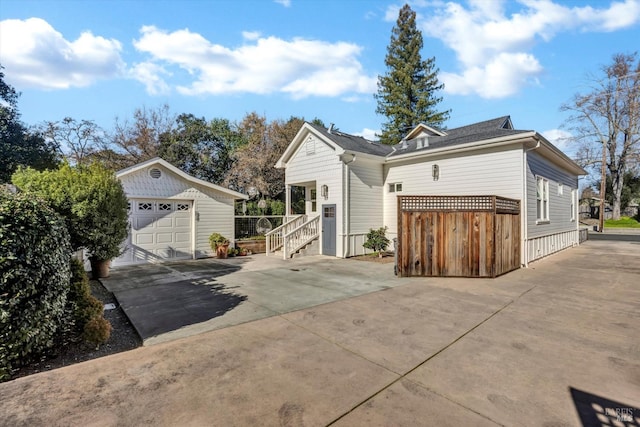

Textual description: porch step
[291,238,319,258]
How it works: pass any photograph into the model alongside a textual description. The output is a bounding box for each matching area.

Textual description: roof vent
[400,139,408,150]
[328,123,334,134]
[149,168,162,179]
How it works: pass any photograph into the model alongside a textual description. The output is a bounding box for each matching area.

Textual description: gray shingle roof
[306,123,394,157]
[388,116,531,157]
[308,116,531,159]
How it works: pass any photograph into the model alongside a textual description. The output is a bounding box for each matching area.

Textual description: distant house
[113,158,247,266]
[272,116,586,266]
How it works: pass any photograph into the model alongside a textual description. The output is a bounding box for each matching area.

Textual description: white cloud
[129,62,171,95]
[542,128,573,151]
[353,127,380,141]
[133,26,377,98]
[242,31,261,41]
[0,18,125,89]
[412,0,640,98]
[274,0,291,7]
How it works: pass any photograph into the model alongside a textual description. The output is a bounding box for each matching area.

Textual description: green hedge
[12,163,129,260]
[0,190,71,380]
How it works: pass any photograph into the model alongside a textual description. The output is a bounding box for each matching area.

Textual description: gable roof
[388,116,526,157]
[306,123,394,157]
[116,157,248,199]
[277,116,585,176]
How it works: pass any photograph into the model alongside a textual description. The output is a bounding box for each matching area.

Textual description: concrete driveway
[101,255,404,345]
[1,238,638,426]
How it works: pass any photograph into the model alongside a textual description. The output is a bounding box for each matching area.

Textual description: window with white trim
[571,189,576,221]
[388,183,403,193]
[310,188,317,213]
[536,177,549,222]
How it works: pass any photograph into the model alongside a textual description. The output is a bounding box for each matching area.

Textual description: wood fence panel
[397,196,520,278]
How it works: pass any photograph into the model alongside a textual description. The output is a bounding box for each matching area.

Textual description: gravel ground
[9,280,141,381]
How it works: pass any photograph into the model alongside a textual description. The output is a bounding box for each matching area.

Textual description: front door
[322,204,336,256]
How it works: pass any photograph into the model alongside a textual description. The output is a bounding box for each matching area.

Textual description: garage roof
[116,157,248,200]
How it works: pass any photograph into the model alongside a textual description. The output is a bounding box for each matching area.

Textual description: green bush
[12,162,129,260]
[83,316,111,345]
[67,258,104,332]
[0,190,71,381]
[363,226,390,258]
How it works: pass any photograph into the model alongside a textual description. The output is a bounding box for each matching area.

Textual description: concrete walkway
[1,239,639,426]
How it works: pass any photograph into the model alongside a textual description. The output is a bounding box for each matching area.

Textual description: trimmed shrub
[67,258,103,332]
[0,190,71,381]
[83,316,111,346]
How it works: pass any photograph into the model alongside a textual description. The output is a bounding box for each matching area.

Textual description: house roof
[116,157,248,200]
[306,123,394,157]
[388,116,527,157]
[277,116,586,176]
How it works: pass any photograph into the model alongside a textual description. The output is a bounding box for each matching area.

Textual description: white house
[113,157,247,266]
[272,116,586,266]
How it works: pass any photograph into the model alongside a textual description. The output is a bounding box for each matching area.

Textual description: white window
[536,177,549,222]
[571,189,576,221]
[388,183,403,193]
[310,188,317,213]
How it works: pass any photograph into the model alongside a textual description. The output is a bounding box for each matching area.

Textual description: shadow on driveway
[103,260,246,340]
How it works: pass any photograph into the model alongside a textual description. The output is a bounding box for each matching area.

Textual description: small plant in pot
[209,233,230,259]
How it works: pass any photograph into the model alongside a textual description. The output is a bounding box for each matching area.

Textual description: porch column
[285,184,292,218]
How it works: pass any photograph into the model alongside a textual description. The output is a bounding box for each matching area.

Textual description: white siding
[285,134,344,256]
[525,151,579,262]
[347,160,384,256]
[119,164,235,260]
[383,145,523,240]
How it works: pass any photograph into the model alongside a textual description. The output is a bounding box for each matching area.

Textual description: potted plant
[209,233,230,259]
[227,247,238,257]
[238,247,248,256]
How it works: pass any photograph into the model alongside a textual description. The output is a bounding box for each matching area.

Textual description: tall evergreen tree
[375,4,449,145]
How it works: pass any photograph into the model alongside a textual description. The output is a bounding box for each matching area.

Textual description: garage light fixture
[432,164,439,181]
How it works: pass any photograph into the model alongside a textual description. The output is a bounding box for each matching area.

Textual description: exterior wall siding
[285,134,344,256]
[383,145,523,242]
[524,151,579,263]
[347,160,384,256]
[119,164,235,260]
[525,151,578,238]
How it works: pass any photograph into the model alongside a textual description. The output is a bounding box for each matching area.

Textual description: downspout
[522,139,541,267]
[342,154,356,258]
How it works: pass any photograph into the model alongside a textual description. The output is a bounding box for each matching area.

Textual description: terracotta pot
[216,243,229,259]
[90,258,111,279]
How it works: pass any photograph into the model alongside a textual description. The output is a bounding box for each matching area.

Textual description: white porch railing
[266,215,306,255]
[282,216,320,259]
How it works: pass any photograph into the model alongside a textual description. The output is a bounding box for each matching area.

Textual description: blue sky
[1,0,639,157]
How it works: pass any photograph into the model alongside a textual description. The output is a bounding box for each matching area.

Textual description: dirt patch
[8,280,141,381]
[350,253,395,264]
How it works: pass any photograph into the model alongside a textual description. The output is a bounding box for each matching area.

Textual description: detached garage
[114,158,247,266]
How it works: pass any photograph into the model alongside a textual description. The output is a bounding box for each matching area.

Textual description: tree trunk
[611,170,624,220]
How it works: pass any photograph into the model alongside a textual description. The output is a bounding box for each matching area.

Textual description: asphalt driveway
[1,238,638,426]
[101,255,403,344]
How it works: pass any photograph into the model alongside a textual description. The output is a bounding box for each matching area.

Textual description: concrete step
[292,238,319,258]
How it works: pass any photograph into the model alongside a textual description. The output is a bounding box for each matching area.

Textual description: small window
[310,188,317,213]
[176,203,190,211]
[536,177,549,222]
[138,202,153,211]
[388,183,402,193]
[323,206,335,218]
[158,203,172,211]
[149,168,162,179]
[558,183,563,196]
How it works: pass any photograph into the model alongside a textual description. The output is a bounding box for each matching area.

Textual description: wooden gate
[397,196,520,278]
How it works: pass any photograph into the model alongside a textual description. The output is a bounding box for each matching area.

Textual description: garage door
[115,199,193,265]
